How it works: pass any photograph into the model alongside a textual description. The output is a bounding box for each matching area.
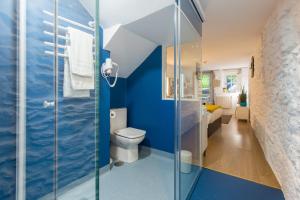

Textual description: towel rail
[43,31,67,40]
[42,10,95,59]
[43,10,95,32]
[43,20,68,31]
[45,50,68,58]
[44,41,67,49]
[45,50,96,58]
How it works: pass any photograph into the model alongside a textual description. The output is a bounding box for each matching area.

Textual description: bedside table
[235,106,249,121]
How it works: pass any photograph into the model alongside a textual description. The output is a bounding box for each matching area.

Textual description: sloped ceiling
[104,25,157,78]
[124,5,200,46]
[124,5,175,46]
[80,0,201,77]
[104,5,200,77]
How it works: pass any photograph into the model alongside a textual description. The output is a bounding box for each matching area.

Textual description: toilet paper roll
[110,110,116,119]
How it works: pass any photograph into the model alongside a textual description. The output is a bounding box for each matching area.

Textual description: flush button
[110,110,116,118]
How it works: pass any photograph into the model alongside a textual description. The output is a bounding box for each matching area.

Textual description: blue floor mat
[190,168,285,200]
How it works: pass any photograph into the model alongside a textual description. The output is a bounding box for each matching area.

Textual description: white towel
[63,52,90,98]
[66,27,94,90]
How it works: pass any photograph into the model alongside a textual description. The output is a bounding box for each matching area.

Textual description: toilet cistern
[110,108,146,163]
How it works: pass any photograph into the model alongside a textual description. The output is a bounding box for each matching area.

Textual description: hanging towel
[63,50,90,98]
[66,27,94,90]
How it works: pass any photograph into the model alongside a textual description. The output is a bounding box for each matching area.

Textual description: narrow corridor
[189,117,285,200]
[203,117,280,188]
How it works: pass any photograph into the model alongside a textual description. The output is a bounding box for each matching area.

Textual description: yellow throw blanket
[205,104,221,113]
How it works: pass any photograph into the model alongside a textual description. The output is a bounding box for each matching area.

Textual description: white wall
[250,0,300,199]
[240,68,249,92]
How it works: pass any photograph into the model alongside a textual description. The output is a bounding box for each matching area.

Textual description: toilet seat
[114,127,146,139]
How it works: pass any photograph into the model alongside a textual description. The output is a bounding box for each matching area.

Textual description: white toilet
[110,108,146,163]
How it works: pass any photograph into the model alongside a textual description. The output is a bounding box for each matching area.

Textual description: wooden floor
[203,117,281,189]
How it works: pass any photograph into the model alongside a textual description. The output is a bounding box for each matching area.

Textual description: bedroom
[187,0,285,193]
[188,0,299,199]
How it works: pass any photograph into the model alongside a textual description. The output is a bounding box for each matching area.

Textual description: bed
[205,104,223,137]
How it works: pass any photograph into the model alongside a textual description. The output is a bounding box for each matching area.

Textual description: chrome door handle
[43,100,55,108]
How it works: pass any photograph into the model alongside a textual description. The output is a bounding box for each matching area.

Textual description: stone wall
[249,0,300,199]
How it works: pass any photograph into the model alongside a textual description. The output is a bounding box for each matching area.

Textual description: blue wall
[110,46,175,153]
[99,49,111,168]
[110,77,127,108]
[0,1,17,199]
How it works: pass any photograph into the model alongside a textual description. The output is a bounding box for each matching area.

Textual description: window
[201,73,211,103]
[226,75,238,93]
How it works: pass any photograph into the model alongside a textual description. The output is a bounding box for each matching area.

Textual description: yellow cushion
[205,104,221,113]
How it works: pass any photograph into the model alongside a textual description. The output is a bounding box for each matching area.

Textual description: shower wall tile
[26,2,55,199]
[0,0,17,199]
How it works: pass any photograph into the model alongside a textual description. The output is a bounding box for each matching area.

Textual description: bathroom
[102,1,203,199]
[0,0,203,199]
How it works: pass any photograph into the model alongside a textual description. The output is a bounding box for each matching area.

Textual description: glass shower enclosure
[14,0,203,199]
[175,1,203,199]
[16,0,100,199]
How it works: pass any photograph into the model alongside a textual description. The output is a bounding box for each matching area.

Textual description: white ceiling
[201,0,279,69]
[103,5,200,78]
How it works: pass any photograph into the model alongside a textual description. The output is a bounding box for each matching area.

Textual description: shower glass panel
[56,0,99,199]
[17,0,100,199]
[177,4,203,200]
[20,1,56,199]
[99,1,177,200]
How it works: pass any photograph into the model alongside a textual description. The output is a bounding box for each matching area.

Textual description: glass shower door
[18,1,56,199]
[56,0,100,199]
[175,2,203,199]
[17,0,100,199]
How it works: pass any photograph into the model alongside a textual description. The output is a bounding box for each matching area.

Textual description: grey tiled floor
[56,152,174,200]
[56,151,199,200]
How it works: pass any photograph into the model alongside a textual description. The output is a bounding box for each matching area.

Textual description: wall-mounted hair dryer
[101,58,119,87]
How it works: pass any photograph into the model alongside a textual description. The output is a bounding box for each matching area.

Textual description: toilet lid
[114,127,146,139]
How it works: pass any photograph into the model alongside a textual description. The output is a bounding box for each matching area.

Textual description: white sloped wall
[104,25,157,78]
[80,0,200,78]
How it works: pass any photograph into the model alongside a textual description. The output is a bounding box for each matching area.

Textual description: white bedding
[207,108,223,124]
